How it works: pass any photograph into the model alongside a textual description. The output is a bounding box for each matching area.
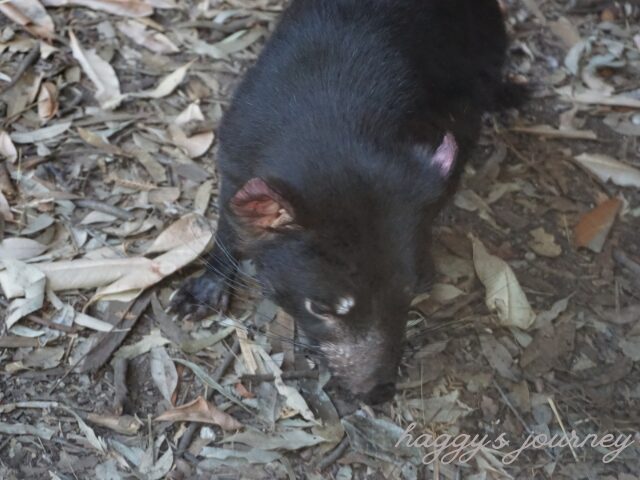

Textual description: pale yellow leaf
[470,235,535,330]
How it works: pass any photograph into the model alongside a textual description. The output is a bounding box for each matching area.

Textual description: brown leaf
[155,396,243,431]
[0,0,55,40]
[234,382,255,399]
[574,198,622,253]
[37,81,58,122]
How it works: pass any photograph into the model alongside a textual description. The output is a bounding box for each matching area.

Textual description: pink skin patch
[432,132,458,177]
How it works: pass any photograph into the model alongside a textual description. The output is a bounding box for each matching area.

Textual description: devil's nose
[358,382,396,404]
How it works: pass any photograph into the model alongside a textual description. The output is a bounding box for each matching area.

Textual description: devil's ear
[415,132,458,178]
[229,178,297,231]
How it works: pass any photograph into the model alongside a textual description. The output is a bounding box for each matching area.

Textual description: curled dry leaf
[470,235,535,330]
[117,20,179,53]
[37,81,58,122]
[69,30,122,110]
[168,125,214,158]
[574,153,640,189]
[42,0,153,17]
[155,396,243,431]
[86,413,141,435]
[0,0,55,40]
[0,131,18,162]
[574,197,622,253]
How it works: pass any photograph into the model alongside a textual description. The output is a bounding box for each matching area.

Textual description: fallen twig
[112,357,128,416]
[241,370,319,383]
[74,198,135,221]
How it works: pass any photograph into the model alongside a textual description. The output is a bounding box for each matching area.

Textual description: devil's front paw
[169,273,231,320]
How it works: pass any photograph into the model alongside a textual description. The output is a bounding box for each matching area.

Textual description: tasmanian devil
[171,0,524,404]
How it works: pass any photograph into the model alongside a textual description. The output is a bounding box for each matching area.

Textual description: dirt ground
[1,0,640,479]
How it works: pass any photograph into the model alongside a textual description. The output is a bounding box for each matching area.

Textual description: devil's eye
[304,296,355,320]
[304,299,335,320]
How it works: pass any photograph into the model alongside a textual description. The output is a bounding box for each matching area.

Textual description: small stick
[74,199,135,221]
[241,370,318,383]
[176,339,241,455]
[316,437,350,471]
[112,357,128,416]
[0,44,40,96]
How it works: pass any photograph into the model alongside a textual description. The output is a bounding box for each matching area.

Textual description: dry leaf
[175,103,204,125]
[0,0,55,40]
[9,214,212,305]
[114,331,170,360]
[10,121,71,144]
[512,125,597,141]
[0,238,47,260]
[77,127,123,155]
[86,413,141,435]
[131,60,194,99]
[117,20,179,53]
[69,30,122,109]
[42,0,152,17]
[0,260,46,329]
[254,346,316,421]
[574,153,640,189]
[191,28,264,59]
[529,228,562,258]
[145,213,211,254]
[168,125,214,158]
[574,198,622,253]
[471,235,535,330]
[37,81,58,122]
[0,191,12,221]
[155,396,243,431]
[0,131,18,162]
[150,346,178,404]
[558,86,640,108]
[549,17,581,49]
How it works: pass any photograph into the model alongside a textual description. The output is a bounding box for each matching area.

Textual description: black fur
[172,0,523,404]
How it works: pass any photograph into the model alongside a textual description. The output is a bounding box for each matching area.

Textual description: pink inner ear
[432,132,458,177]
[230,178,295,230]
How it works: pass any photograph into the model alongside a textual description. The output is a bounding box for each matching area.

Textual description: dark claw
[169,273,231,321]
